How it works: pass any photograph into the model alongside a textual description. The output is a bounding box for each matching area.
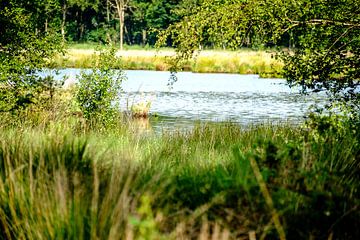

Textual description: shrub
[75,48,126,126]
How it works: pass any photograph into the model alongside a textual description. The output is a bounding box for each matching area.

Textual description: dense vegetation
[21,0,182,48]
[0,104,359,239]
[0,0,359,239]
[160,0,360,109]
[1,0,316,49]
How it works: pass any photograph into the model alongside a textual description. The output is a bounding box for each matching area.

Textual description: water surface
[56,69,326,130]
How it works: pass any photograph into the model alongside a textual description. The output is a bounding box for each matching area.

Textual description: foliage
[58,0,182,45]
[158,0,360,111]
[303,106,360,142]
[68,0,100,11]
[129,195,164,240]
[275,0,360,110]
[156,0,265,57]
[75,48,126,124]
[128,0,181,45]
[0,0,63,113]
[1,1,359,239]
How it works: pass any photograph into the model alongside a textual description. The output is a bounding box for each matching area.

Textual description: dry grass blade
[248,156,286,240]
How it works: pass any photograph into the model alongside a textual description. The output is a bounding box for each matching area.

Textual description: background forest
[39,0,183,48]
[1,0,300,49]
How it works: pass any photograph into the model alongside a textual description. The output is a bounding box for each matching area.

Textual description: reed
[52,48,283,77]
[0,105,359,239]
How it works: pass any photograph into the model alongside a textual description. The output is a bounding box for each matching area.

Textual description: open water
[50,69,326,130]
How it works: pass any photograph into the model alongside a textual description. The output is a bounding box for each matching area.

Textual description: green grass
[66,42,111,50]
[0,98,359,239]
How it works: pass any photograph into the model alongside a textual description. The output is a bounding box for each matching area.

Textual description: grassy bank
[0,101,359,239]
[53,45,283,78]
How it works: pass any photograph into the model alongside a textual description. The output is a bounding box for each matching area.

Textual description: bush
[75,48,126,126]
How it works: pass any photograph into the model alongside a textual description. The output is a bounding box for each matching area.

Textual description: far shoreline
[52,45,284,78]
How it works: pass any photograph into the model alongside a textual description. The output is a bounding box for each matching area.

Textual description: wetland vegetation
[54,45,283,77]
[1,101,359,239]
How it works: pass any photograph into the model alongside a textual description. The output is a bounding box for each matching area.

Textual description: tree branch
[325,26,354,57]
[290,19,360,28]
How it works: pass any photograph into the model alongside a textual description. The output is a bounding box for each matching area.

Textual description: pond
[54,69,326,130]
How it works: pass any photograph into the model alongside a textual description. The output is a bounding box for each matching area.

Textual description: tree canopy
[159,0,360,111]
[57,0,182,45]
[0,0,63,112]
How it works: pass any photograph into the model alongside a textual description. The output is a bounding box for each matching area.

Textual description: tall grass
[0,106,359,239]
[53,48,283,77]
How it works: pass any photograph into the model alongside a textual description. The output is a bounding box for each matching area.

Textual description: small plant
[131,101,152,118]
[76,47,126,125]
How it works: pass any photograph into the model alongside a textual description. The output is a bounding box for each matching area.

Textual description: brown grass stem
[248,155,287,240]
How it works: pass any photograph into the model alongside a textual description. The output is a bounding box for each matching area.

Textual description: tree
[159,0,360,112]
[109,0,131,50]
[272,0,360,113]
[130,0,181,46]
[43,0,60,33]
[157,0,264,56]
[61,0,100,42]
[76,48,126,124]
[0,0,63,113]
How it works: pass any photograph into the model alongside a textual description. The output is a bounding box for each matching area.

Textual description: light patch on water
[49,69,327,129]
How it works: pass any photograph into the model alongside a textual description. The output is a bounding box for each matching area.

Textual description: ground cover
[0,100,358,239]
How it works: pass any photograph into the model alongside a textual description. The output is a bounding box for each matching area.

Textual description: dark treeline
[0,0,181,48]
[1,0,298,49]
[60,0,182,47]
[62,0,296,48]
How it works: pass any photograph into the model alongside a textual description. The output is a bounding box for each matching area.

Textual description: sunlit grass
[193,50,283,77]
[53,48,283,77]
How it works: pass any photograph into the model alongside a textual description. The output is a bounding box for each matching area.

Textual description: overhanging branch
[290,19,360,28]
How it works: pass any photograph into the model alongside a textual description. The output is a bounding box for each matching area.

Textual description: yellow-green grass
[53,48,283,77]
[193,50,283,77]
[67,42,174,51]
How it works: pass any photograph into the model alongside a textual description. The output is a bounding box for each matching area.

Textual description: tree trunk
[106,0,112,44]
[116,5,125,50]
[80,23,84,41]
[61,2,67,42]
[78,12,84,41]
[142,29,147,46]
[106,0,110,23]
[112,0,129,50]
[120,10,124,50]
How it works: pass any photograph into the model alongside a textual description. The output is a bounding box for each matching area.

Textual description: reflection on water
[55,69,326,130]
[129,117,152,133]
